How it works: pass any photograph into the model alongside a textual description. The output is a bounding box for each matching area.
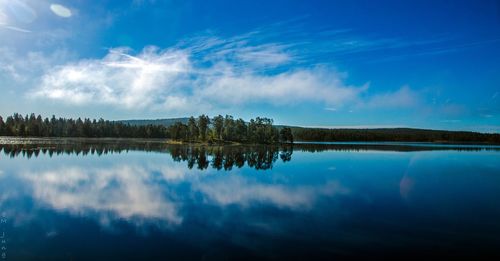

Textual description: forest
[1,113,498,144]
[0,113,294,144]
[291,127,500,144]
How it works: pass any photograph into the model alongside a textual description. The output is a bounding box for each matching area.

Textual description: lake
[0,140,499,260]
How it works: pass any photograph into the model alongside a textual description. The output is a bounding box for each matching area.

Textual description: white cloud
[3,25,439,115]
[1,20,443,115]
[30,41,367,113]
[197,67,366,106]
[32,47,191,108]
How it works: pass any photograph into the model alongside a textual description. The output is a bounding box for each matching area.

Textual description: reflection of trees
[280,146,293,162]
[168,145,291,170]
[0,143,295,170]
[1,141,496,167]
[294,143,492,152]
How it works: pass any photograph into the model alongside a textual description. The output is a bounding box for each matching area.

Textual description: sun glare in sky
[49,3,71,18]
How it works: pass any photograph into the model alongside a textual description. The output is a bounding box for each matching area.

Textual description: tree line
[0,113,294,144]
[292,127,500,144]
[3,113,495,144]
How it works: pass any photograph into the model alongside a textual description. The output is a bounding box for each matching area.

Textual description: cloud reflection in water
[195,176,349,209]
[21,165,182,226]
[13,161,347,229]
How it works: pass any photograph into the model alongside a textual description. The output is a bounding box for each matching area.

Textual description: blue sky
[0,0,499,132]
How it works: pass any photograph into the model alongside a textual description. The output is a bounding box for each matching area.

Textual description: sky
[0,0,499,132]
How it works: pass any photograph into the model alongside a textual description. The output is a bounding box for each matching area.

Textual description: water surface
[0,141,499,260]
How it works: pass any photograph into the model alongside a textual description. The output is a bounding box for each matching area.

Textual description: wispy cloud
[177,30,297,70]
[360,85,420,109]
[250,20,499,64]
[0,24,31,33]
[0,0,37,24]
[0,0,35,33]
[364,38,500,63]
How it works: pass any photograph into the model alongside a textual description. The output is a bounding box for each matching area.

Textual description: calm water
[0,141,499,260]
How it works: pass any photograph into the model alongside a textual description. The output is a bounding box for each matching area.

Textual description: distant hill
[116,117,499,143]
[117,117,189,127]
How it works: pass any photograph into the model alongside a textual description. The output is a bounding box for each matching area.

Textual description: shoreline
[0,136,283,146]
[1,136,499,146]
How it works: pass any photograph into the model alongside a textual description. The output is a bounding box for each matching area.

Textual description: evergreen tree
[235,118,247,142]
[223,115,235,141]
[280,127,294,143]
[187,116,199,141]
[197,115,210,141]
[212,115,224,141]
[0,116,4,136]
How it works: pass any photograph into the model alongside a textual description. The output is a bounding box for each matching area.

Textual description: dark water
[0,141,499,260]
